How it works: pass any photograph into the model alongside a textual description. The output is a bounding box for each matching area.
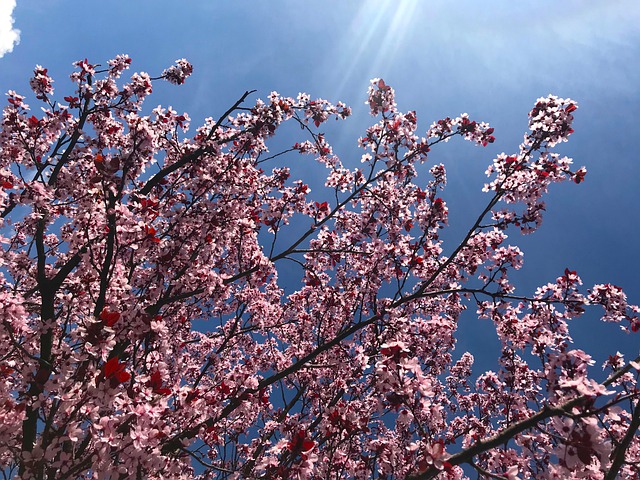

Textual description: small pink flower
[505,466,520,480]
[162,59,193,85]
[422,441,449,470]
[29,65,54,100]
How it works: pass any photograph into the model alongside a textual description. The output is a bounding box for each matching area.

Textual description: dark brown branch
[139,90,255,196]
[605,398,640,480]
[20,215,56,477]
[48,100,91,187]
[410,356,640,479]
[93,192,118,318]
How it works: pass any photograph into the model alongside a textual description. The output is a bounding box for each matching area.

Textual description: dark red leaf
[301,439,315,452]
[99,309,120,327]
[103,357,120,378]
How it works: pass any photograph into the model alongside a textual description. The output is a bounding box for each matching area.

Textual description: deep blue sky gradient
[2,0,639,377]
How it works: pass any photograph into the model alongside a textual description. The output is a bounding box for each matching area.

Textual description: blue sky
[2,0,639,373]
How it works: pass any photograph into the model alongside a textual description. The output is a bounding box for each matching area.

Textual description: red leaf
[144,225,161,242]
[377,79,390,91]
[115,370,131,383]
[103,357,130,385]
[301,439,315,452]
[315,201,329,211]
[573,168,586,184]
[186,389,200,403]
[148,370,172,394]
[381,345,401,357]
[1,181,13,189]
[149,370,163,390]
[103,357,121,378]
[99,309,120,327]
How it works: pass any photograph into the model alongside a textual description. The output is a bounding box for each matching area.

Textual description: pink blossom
[29,65,54,100]
[422,441,449,470]
[107,54,132,78]
[162,58,193,85]
[0,58,637,480]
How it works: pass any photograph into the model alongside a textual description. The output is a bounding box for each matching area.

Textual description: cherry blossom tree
[0,56,638,479]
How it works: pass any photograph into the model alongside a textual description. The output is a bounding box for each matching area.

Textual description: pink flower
[422,441,449,471]
[162,58,193,85]
[107,54,132,78]
[505,466,520,480]
[2,58,638,480]
[29,65,54,100]
[366,78,396,115]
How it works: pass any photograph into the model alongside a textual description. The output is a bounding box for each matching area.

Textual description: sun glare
[331,0,419,97]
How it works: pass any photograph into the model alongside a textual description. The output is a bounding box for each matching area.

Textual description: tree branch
[139,90,256,195]
[605,398,640,480]
[410,356,640,479]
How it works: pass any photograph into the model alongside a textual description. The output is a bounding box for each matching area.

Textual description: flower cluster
[427,114,495,146]
[588,283,640,331]
[0,58,637,480]
[107,54,132,78]
[302,96,351,127]
[526,95,577,148]
[366,78,396,115]
[29,66,54,100]
[162,58,194,85]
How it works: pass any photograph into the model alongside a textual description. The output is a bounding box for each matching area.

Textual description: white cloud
[0,0,20,58]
